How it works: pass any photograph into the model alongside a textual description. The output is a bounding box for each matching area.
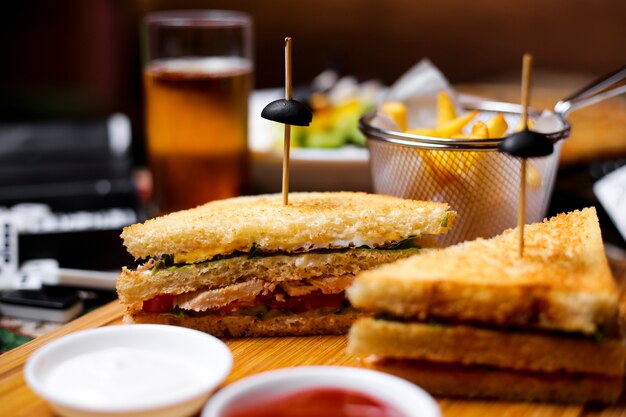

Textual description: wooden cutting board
[2,259,626,417]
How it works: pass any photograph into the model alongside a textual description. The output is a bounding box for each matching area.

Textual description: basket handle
[554,66,626,116]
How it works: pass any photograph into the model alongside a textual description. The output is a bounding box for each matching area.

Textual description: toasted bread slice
[121,192,454,264]
[117,248,419,305]
[362,357,623,404]
[348,318,626,376]
[348,208,617,334]
[124,304,362,338]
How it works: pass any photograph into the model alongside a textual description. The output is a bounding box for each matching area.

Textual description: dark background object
[1,0,625,166]
[18,230,138,272]
[0,288,80,310]
[0,118,140,212]
[0,115,143,272]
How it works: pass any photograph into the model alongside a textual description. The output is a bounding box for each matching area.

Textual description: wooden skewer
[518,53,533,258]
[519,157,527,258]
[520,54,532,131]
[282,37,293,206]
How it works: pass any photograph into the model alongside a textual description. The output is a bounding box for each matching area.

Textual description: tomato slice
[211,291,346,315]
[142,291,346,315]
[142,294,174,313]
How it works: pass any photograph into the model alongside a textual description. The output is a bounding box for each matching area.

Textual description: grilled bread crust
[362,357,623,404]
[120,192,454,263]
[348,208,618,334]
[117,249,419,305]
[124,304,363,338]
[348,318,626,376]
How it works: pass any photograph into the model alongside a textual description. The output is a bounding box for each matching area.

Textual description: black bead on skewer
[261,99,312,127]
[499,129,554,158]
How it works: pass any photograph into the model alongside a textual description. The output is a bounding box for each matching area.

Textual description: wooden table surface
[2,259,626,417]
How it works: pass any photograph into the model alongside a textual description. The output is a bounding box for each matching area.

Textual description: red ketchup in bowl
[222,387,405,417]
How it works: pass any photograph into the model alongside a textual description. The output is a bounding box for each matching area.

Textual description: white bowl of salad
[249,74,381,193]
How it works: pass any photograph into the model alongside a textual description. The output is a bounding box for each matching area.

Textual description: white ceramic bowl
[24,324,233,417]
[202,366,440,417]
[249,89,372,193]
[250,147,371,193]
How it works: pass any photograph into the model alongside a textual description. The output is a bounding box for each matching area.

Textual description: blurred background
[0,0,625,269]
[1,0,625,164]
[0,0,625,346]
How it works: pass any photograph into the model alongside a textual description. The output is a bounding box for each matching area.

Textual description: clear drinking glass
[143,10,253,215]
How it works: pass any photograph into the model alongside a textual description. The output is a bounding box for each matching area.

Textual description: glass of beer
[143,10,253,214]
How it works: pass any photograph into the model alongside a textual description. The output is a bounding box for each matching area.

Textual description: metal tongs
[555,66,626,116]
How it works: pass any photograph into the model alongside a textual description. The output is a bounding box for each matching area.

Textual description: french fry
[426,118,489,186]
[515,119,543,188]
[436,110,479,137]
[467,121,490,167]
[526,165,542,188]
[420,149,456,187]
[486,114,508,138]
[411,90,544,195]
[471,121,489,139]
[437,91,457,128]
[381,101,407,132]
[447,122,489,167]
[516,118,535,131]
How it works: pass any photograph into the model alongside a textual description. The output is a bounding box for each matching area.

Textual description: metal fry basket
[360,98,570,245]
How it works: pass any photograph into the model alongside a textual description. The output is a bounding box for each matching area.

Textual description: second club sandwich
[347,207,626,403]
[117,192,455,337]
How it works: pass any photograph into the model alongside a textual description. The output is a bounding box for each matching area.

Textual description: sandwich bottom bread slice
[347,207,626,403]
[117,192,455,337]
[361,357,623,404]
[350,317,625,403]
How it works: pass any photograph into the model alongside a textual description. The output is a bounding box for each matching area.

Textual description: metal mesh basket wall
[368,139,563,245]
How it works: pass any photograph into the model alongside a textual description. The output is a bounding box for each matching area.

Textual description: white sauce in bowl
[42,347,203,408]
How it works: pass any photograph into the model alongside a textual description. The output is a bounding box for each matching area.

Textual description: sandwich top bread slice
[348,207,617,335]
[121,192,453,264]
[117,192,455,337]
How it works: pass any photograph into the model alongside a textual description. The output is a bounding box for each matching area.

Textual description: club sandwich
[348,207,625,403]
[117,192,455,337]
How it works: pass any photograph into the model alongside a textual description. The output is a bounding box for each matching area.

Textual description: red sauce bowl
[202,366,440,417]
